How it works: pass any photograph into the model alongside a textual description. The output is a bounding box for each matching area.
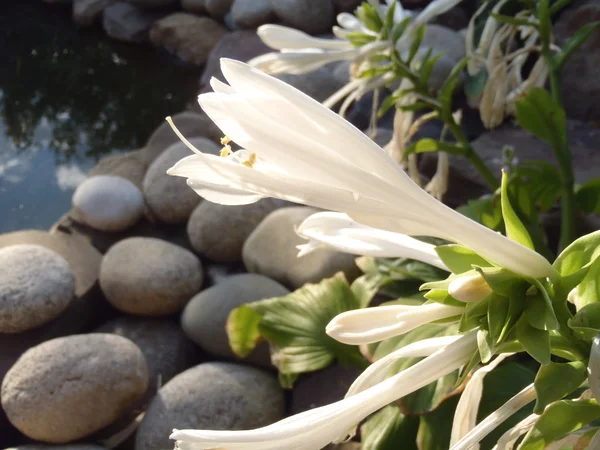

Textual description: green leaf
[357,2,383,33]
[479,363,537,448]
[516,315,551,364]
[491,13,538,28]
[424,289,466,308]
[576,177,600,214]
[501,170,535,250]
[555,22,600,71]
[404,138,465,157]
[554,230,600,277]
[438,58,469,120]
[351,273,385,308]
[571,256,600,310]
[477,327,495,363]
[419,52,444,87]
[534,361,587,414]
[228,273,366,386]
[568,303,600,342]
[525,292,559,331]
[345,32,377,47]
[458,195,503,231]
[488,293,511,344]
[226,305,263,358]
[416,395,460,450]
[515,87,567,147]
[516,162,562,212]
[435,245,493,274]
[407,24,426,65]
[475,266,527,299]
[361,405,419,450]
[519,399,600,450]
[549,0,572,16]
[391,17,411,43]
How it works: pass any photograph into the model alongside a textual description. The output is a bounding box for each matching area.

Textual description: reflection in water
[0,0,202,232]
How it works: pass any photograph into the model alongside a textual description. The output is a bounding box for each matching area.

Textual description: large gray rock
[205,0,234,19]
[73,0,117,25]
[555,2,600,121]
[1,334,148,444]
[72,175,145,232]
[96,317,196,408]
[141,111,222,166]
[135,362,285,450]
[181,0,205,13]
[269,0,335,34]
[231,0,275,28]
[243,207,360,289]
[102,2,161,43]
[187,199,279,263]
[128,0,177,6]
[332,0,361,13]
[5,446,107,450]
[143,138,220,224]
[100,237,203,316]
[0,245,75,334]
[275,64,347,103]
[181,274,289,366]
[89,150,147,189]
[149,13,228,66]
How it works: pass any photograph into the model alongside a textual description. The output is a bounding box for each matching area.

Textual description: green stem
[544,49,577,251]
[448,121,499,190]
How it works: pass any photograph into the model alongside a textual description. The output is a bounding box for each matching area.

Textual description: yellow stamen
[220,145,232,158]
[220,136,232,146]
[242,153,257,168]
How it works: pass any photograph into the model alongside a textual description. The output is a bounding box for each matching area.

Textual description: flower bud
[448,273,492,303]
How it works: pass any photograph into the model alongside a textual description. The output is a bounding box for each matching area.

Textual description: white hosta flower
[448,272,493,303]
[296,211,448,270]
[326,303,464,345]
[171,332,477,450]
[450,354,513,448]
[450,383,536,450]
[167,59,553,280]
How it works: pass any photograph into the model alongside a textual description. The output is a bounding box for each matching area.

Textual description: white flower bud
[448,273,493,303]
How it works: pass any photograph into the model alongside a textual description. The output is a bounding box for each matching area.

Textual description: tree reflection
[0,0,202,163]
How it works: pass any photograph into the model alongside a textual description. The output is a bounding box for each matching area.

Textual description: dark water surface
[0,1,202,233]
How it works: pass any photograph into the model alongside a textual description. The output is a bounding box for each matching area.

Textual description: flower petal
[257,24,352,51]
[326,303,464,345]
[296,212,448,270]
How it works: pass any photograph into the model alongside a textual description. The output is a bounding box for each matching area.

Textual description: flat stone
[187,199,279,263]
[181,274,289,366]
[0,245,75,334]
[128,0,177,6]
[143,138,220,224]
[269,0,335,35]
[1,334,148,444]
[73,0,118,25]
[231,0,275,28]
[89,150,147,189]
[205,0,234,19]
[135,362,285,450]
[150,13,228,66]
[200,30,271,93]
[141,111,222,166]
[102,2,162,43]
[72,175,145,232]
[243,207,360,289]
[100,237,203,315]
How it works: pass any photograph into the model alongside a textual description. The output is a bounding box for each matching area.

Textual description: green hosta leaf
[407,24,426,65]
[458,195,503,231]
[516,315,551,364]
[525,293,559,331]
[549,0,572,16]
[435,244,492,274]
[438,58,469,121]
[226,273,366,387]
[361,405,420,450]
[351,274,386,308]
[515,87,567,147]
[534,361,587,414]
[479,363,537,448]
[501,170,535,250]
[391,17,411,43]
[576,177,600,214]
[570,256,600,310]
[424,289,466,308]
[491,13,538,27]
[345,32,377,47]
[477,327,495,363]
[404,138,465,157]
[364,323,461,415]
[416,395,460,450]
[554,230,600,276]
[555,22,600,71]
[226,305,263,358]
[568,303,600,342]
[488,293,510,344]
[516,162,562,212]
[357,2,383,33]
[519,399,600,450]
[475,266,527,299]
[419,52,444,87]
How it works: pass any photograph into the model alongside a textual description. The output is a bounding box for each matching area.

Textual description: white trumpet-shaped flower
[167,59,553,279]
[296,211,449,270]
[171,332,477,450]
[450,354,513,448]
[326,303,464,345]
[450,383,536,450]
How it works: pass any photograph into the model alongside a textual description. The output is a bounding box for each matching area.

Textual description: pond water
[0,1,203,233]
